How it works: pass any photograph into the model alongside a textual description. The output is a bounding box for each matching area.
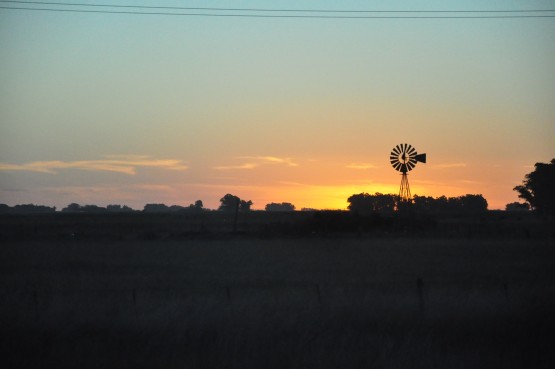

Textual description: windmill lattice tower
[390,144,426,202]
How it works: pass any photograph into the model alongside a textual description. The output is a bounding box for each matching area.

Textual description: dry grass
[1,237,554,368]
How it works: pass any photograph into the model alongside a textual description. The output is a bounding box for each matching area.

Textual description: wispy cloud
[214,156,298,171]
[431,163,467,169]
[0,156,188,175]
[346,163,378,170]
[278,181,311,187]
[238,156,299,167]
[213,163,258,170]
[131,184,176,192]
[458,179,484,185]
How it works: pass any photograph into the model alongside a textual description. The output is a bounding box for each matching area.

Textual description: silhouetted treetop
[107,204,135,212]
[190,200,204,211]
[219,194,253,212]
[413,194,487,214]
[505,202,530,212]
[0,204,56,213]
[514,159,555,215]
[265,202,295,212]
[347,193,395,215]
[347,193,487,215]
[143,204,170,213]
[62,203,83,213]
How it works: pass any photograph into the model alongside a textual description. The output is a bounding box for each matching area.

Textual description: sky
[1,0,554,210]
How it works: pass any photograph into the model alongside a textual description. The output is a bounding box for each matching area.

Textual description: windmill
[390,144,426,202]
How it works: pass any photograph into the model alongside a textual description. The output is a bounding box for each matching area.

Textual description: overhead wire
[1,1,554,13]
[0,0,554,18]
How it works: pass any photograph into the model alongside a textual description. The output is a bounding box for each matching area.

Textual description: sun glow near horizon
[1,1,553,210]
[0,152,545,211]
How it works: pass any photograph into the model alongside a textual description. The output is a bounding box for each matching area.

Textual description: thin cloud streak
[346,163,378,170]
[0,157,188,175]
[213,163,258,170]
[431,163,467,169]
[238,156,299,167]
[214,156,298,170]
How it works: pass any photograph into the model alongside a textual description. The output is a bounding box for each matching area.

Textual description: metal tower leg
[399,172,411,202]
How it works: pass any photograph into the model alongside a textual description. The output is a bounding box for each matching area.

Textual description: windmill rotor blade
[390,144,425,174]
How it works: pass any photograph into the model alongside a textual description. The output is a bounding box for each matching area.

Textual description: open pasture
[1,234,554,368]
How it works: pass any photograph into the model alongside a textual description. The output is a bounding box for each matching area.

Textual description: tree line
[1,158,552,215]
[347,193,488,215]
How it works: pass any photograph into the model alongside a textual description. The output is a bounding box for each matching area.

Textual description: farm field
[1,215,554,368]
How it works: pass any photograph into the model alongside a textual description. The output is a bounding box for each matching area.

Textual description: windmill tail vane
[390,143,426,202]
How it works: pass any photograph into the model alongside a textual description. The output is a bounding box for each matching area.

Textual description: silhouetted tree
[240,200,253,212]
[62,203,82,213]
[265,202,296,211]
[143,203,170,212]
[186,200,204,212]
[169,205,186,212]
[219,194,253,212]
[83,205,106,213]
[514,159,555,215]
[413,195,436,213]
[218,194,240,212]
[412,194,487,214]
[505,202,530,212]
[458,194,488,213]
[6,204,56,213]
[347,193,395,215]
[107,204,135,212]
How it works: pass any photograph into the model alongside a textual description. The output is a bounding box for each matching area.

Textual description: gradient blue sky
[1,1,554,210]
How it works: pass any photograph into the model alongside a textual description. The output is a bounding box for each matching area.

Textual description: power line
[1,0,554,14]
[0,3,554,18]
[1,7,555,18]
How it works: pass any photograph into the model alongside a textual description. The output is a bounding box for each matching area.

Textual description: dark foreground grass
[1,238,554,368]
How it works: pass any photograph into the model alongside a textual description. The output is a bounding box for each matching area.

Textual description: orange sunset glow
[1,1,554,210]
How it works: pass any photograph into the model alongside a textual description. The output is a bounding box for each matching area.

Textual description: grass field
[1,214,554,368]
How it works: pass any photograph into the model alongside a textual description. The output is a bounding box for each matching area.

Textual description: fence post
[503,279,509,300]
[132,288,138,321]
[417,277,425,313]
[226,286,232,302]
[33,286,40,322]
[315,284,322,305]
